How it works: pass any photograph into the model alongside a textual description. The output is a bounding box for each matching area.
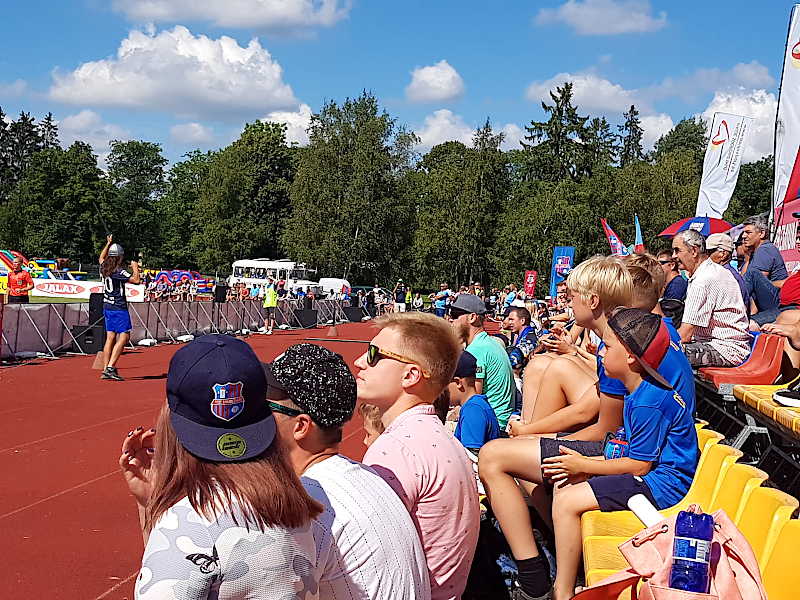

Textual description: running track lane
[0,322,373,599]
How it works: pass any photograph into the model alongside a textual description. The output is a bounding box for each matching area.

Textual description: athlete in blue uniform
[99,235,140,381]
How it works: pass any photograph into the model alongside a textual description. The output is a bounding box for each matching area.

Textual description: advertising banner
[773,5,800,272]
[695,112,753,219]
[524,270,537,296]
[549,247,575,298]
[31,279,145,302]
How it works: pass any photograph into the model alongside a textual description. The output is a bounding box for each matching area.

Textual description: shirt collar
[384,403,436,434]
[690,257,714,281]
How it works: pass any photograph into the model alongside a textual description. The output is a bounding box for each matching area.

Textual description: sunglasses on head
[366,344,431,378]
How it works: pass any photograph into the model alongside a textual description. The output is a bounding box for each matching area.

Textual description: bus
[227,259,321,294]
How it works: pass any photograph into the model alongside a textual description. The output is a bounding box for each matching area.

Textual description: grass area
[30,297,88,304]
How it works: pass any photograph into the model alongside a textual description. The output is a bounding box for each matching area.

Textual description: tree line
[0,86,773,295]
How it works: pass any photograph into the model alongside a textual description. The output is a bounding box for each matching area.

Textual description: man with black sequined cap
[263,343,430,600]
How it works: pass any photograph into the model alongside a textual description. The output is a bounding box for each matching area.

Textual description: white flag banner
[773,5,800,272]
[695,112,753,219]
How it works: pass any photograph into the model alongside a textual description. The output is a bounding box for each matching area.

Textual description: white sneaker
[266,329,273,335]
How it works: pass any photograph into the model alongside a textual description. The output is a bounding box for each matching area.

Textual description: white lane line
[0,407,160,453]
[93,572,139,600]
[0,470,118,520]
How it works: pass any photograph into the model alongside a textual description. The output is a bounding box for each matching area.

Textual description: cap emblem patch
[211,382,244,421]
[217,433,246,458]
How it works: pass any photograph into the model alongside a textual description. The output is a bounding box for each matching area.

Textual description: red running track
[0,322,376,600]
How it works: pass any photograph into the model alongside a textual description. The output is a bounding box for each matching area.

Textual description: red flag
[524,270,537,296]
[601,218,630,256]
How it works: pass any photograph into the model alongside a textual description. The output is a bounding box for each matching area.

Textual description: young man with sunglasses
[449,293,516,429]
[657,249,687,301]
[265,343,431,600]
[356,312,480,600]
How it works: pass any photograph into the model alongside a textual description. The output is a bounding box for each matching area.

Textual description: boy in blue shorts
[542,308,698,600]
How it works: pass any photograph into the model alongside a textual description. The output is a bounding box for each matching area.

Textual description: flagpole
[771,4,799,239]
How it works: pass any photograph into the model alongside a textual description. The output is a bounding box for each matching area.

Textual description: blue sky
[0,1,792,166]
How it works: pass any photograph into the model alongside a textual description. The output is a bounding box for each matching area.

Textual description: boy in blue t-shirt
[541,308,698,600]
[451,350,501,452]
[450,350,500,494]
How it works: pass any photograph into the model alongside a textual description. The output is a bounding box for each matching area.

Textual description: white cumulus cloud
[701,89,777,163]
[526,71,647,115]
[415,110,526,154]
[57,110,131,167]
[169,123,215,146]
[500,123,527,151]
[406,60,465,105]
[49,26,299,120]
[639,114,674,152]
[415,109,474,153]
[0,79,27,99]
[113,0,351,31]
[536,0,667,35]
[264,103,313,146]
[524,61,776,154]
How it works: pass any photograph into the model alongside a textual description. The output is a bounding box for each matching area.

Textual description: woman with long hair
[99,235,140,380]
[120,335,323,599]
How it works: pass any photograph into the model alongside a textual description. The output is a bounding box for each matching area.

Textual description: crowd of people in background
[116,210,800,600]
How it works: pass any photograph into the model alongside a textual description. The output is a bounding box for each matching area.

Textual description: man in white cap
[706,232,750,314]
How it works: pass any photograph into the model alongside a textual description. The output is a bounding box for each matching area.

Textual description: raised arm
[128,260,142,285]
[99,235,112,265]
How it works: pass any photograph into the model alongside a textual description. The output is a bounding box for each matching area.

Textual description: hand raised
[119,426,156,508]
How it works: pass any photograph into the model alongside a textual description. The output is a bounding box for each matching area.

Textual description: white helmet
[108,243,124,256]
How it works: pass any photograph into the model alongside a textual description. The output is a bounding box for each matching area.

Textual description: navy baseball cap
[454,350,478,378]
[166,334,275,462]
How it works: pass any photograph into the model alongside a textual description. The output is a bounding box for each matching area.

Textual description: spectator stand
[580,426,800,600]
[692,333,800,498]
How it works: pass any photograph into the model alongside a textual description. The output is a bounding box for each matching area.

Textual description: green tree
[282,92,412,282]
[192,121,295,272]
[583,116,618,175]
[413,121,511,288]
[39,112,59,150]
[520,82,590,182]
[726,155,774,222]
[158,150,214,269]
[618,104,645,167]
[105,140,168,262]
[651,117,708,171]
[12,142,111,263]
[0,111,44,201]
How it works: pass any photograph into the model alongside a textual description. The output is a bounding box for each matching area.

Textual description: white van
[318,278,351,299]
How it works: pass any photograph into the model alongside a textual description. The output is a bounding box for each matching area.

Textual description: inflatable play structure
[0,249,144,302]
[149,269,213,293]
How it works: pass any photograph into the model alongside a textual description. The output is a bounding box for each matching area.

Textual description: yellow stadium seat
[581,443,741,539]
[735,487,798,567]
[761,520,800,600]
[695,419,708,429]
[696,429,724,463]
[707,463,768,522]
